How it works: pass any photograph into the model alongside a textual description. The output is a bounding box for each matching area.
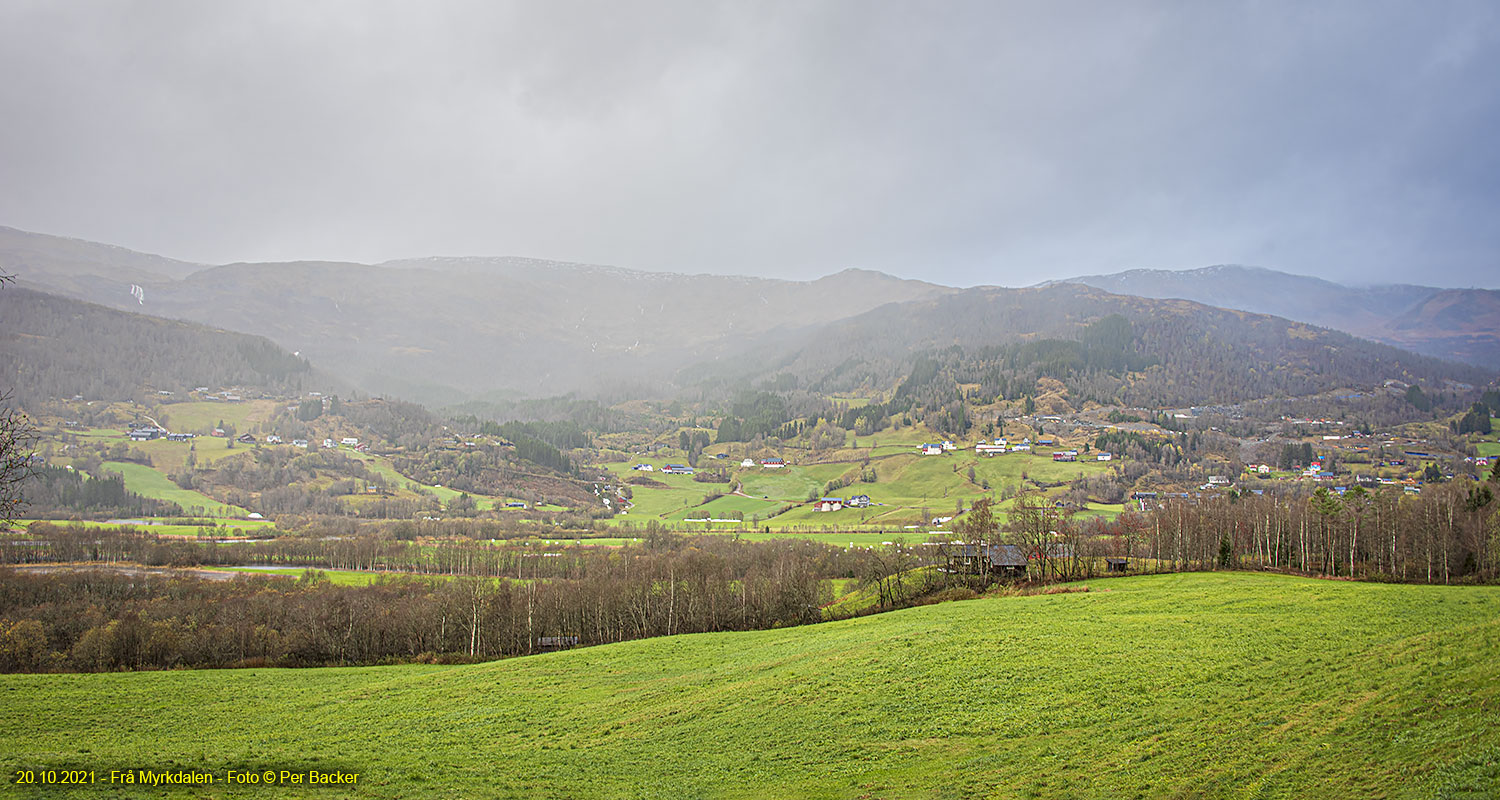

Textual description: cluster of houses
[634,457,789,473]
[128,425,169,441]
[963,437,1113,462]
[129,423,359,453]
[814,495,872,512]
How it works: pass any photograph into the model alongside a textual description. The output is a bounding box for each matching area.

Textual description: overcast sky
[1,1,1496,287]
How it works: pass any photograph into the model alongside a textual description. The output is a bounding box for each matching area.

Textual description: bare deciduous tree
[1,273,39,525]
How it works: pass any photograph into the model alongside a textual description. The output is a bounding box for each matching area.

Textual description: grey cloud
[0,0,1495,287]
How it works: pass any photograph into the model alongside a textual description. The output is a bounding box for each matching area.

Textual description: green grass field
[99,462,250,518]
[3,572,1496,798]
[344,451,502,510]
[202,567,392,586]
[608,443,1121,533]
[18,519,276,537]
[153,399,277,434]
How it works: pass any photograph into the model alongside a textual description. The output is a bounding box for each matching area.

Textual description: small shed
[1105,557,1129,573]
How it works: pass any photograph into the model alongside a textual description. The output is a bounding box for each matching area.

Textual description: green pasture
[203,567,390,586]
[153,399,277,434]
[135,434,244,471]
[606,442,1120,530]
[737,462,852,502]
[346,451,500,510]
[616,485,701,519]
[731,528,920,547]
[4,573,1496,798]
[99,462,250,518]
[668,493,784,523]
[20,519,275,537]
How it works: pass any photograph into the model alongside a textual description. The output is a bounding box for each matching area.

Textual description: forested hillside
[694,284,1493,409]
[1060,265,1500,369]
[0,287,322,404]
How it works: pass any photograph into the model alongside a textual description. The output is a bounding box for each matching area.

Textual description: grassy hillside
[99,461,249,518]
[3,573,1497,799]
[608,445,1117,532]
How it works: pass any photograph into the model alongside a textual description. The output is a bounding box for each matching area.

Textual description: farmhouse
[847,494,871,508]
[1096,452,1113,461]
[341,437,359,446]
[631,464,655,472]
[941,440,957,451]
[129,427,163,441]
[292,439,309,448]
[741,459,756,468]
[1052,450,1077,462]
[947,543,1029,579]
[236,433,256,444]
[815,497,844,512]
[661,464,694,475]
[1010,444,1031,452]
[975,443,1007,456]
[166,432,194,442]
[266,434,283,444]
[759,457,786,468]
[921,444,943,455]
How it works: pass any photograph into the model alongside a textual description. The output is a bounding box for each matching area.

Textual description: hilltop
[2,573,1495,798]
[1054,264,1500,370]
[0,226,954,404]
[8,226,1494,408]
[0,286,327,405]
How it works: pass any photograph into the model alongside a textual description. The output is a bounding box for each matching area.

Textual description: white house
[921,444,943,455]
[341,437,359,446]
[975,443,1007,456]
[1096,452,1113,461]
[741,459,756,468]
[760,458,786,468]
[941,440,957,451]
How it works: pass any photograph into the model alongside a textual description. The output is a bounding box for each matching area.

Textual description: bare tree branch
[0,390,39,526]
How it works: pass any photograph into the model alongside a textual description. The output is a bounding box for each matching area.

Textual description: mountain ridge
[1050,264,1500,369]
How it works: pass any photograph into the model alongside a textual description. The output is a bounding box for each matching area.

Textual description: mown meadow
[2,572,1497,799]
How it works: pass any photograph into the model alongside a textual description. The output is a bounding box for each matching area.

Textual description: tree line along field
[1,573,1494,799]
[11,518,278,538]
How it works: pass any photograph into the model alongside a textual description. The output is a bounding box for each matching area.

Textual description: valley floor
[3,572,1497,799]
